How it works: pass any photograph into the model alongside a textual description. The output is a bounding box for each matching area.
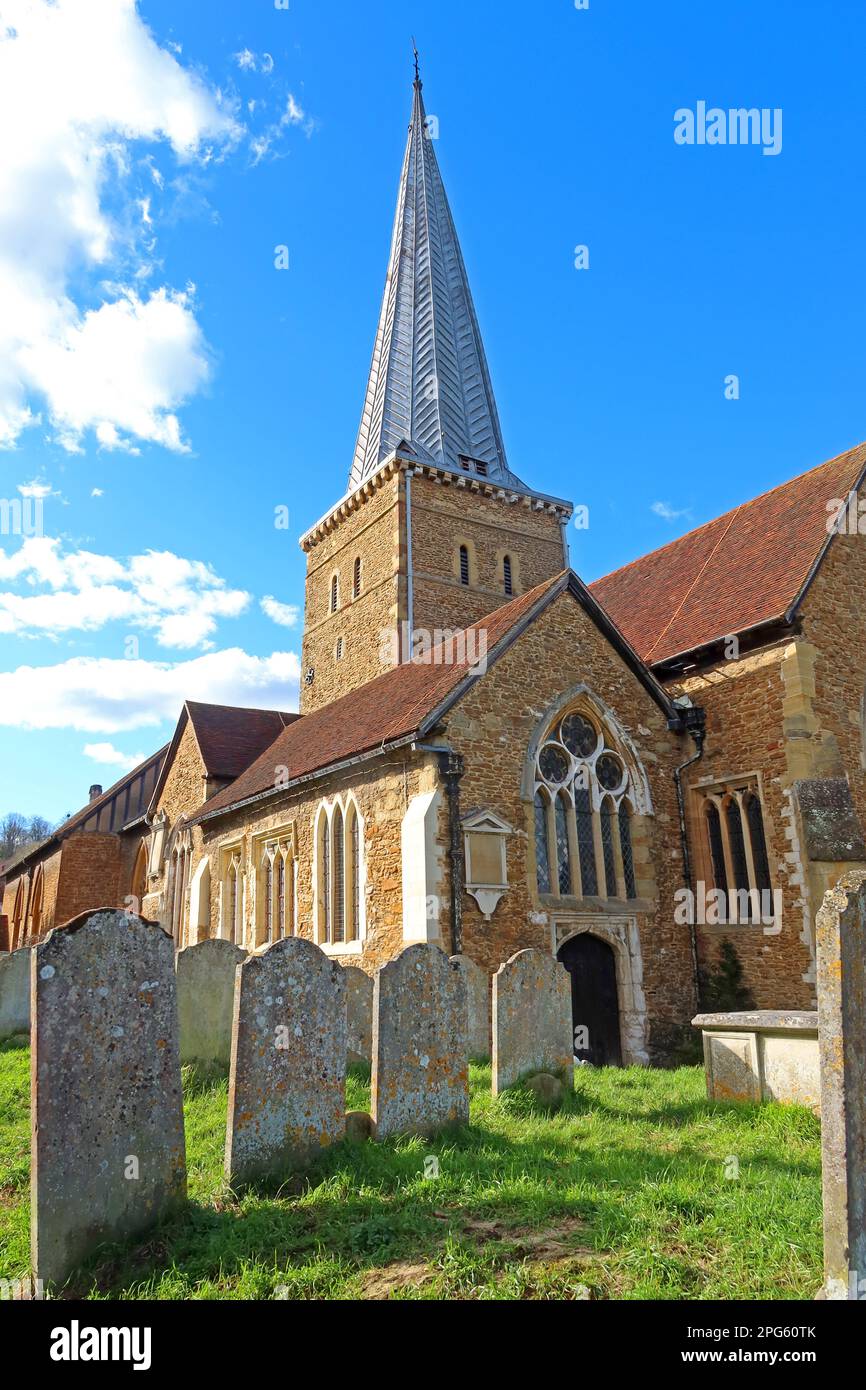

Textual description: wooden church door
[557,932,623,1067]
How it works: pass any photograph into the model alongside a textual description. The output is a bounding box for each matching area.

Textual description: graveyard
[0,911,826,1302]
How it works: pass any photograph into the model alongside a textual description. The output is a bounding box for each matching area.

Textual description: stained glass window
[726,797,750,898]
[539,743,569,784]
[265,856,273,941]
[575,786,597,896]
[351,809,360,941]
[601,799,618,897]
[746,792,771,895]
[560,713,597,758]
[322,822,330,942]
[555,794,571,894]
[534,791,551,893]
[333,805,345,943]
[277,855,286,937]
[596,753,623,792]
[619,801,637,899]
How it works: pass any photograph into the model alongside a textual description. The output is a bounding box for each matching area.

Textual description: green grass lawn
[0,1035,822,1300]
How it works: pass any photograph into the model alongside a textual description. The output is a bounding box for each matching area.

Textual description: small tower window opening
[353,556,362,599]
[335,637,344,661]
[330,574,339,613]
[503,554,513,596]
[459,545,470,586]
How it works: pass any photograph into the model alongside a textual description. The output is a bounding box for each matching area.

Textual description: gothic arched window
[316,797,364,947]
[534,790,551,893]
[533,706,639,902]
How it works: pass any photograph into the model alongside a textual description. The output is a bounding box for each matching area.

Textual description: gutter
[671,703,707,1008]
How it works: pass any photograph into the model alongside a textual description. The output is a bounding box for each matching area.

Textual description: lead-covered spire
[349,69,523,490]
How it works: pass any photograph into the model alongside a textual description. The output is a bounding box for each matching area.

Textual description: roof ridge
[643,507,742,663]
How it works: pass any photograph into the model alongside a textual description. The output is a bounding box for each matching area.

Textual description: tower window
[459,545,470,586]
[335,637,344,661]
[475,461,488,477]
[330,574,339,613]
[503,554,513,596]
[353,556,362,599]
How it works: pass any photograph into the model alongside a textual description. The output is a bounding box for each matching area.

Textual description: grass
[0,1035,822,1300]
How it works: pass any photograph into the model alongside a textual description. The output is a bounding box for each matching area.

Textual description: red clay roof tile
[590,442,866,665]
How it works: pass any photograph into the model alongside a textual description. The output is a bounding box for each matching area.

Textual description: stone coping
[692,1010,817,1035]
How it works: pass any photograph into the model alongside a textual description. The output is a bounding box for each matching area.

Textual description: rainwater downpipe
[672,704,707,1007]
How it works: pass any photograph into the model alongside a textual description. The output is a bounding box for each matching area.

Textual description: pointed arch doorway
[557,931,623,1067]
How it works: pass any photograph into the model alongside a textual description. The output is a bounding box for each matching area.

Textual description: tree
[0,813,54,862]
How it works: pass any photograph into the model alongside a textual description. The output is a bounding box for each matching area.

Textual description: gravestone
[343,965,373,1066]
[371,943,468,1139]
[0,947,30,1039]
[450,953,490,1057]
[492,948,573,1095]
[31,910,186,1287]
[176,938,245,1066]
[815,870,866,1300]
[225,936,346,1184]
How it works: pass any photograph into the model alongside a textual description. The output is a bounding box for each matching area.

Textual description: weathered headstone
[225,936,346,1184]
[815,870,866,1300]
[371,943,469,1139]
[0,947,30,1039]
[31,910,186,1287]
[176,938,245,1066]
[492,948,573,1096]
[450,953,490,1057]
[343,965,373,1066]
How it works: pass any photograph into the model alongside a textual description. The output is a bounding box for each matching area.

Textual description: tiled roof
[195,576,566,820]
[195,570,676,824]
[185,702,298,779]
[590,442,866,666]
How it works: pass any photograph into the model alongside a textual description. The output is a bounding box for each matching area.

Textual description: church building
[5,69,866,1066]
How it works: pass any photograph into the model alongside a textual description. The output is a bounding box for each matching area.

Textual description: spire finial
[412,37,421,88]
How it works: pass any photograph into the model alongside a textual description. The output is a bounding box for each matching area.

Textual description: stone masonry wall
[442,589,696,1054]
[410,472,567,637]
[299,471,403,713]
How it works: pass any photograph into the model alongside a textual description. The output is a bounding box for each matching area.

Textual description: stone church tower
[299,70,572,714]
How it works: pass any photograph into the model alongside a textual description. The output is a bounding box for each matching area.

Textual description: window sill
[319,939,364,957]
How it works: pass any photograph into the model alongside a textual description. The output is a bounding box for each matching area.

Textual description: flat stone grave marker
[372,943,468,1139]
[492,948,573,1095]
[31,909,186,1287]
[225,936,346,1184]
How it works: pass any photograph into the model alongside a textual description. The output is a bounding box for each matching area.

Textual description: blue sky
[0,0,864,824]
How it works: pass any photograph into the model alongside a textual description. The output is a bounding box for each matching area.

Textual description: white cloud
[0,649,300,732]
[91,488,104,497]
[261,595,300,628]
[651,501,691,522]
[0,537,251,648]
[83,741,147,770]
[0,0,239,454]
[17,479,54,499]
[234,48,257,71]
